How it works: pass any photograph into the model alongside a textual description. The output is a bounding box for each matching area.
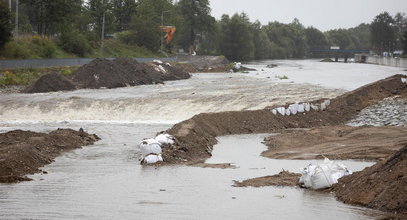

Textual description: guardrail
[0,57,178,69]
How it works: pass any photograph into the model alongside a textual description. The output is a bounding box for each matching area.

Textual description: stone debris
[347,97,407,127]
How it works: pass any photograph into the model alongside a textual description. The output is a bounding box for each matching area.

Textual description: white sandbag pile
[270,100,331,116]
[299,158,352,190]
[139,133,175,164]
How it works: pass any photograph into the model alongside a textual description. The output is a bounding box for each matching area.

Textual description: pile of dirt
[162,74,407,164]
[24,58,190,93]
[332,145,407,214]
[0,128,100,183]
[262,126,407,161]
[23,73,76,93]
[320,58,334,62]
[233,170,301,187]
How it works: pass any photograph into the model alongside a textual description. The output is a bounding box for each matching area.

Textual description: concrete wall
[365,55,407,68]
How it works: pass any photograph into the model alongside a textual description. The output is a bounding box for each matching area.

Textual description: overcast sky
[209,0,407,31]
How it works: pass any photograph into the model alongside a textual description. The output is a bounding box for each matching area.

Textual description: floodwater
[0,60,404,219]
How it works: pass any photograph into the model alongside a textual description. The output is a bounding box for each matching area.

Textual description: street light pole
[101,0,106,49]
[160,10,170,54]
[15,0,18,38]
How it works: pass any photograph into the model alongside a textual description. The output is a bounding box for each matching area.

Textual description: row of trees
[1,0,407,60]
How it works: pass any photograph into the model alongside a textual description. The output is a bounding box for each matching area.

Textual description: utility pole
[15,0,18,38]
[161,11,163,54]
[101,0,106,49]
[8,0,11,10]
[160,10,170,54]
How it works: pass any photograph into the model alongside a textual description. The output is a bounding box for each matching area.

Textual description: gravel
[347,96,407,127]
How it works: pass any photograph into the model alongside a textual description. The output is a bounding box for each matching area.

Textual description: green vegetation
[0,1,406,61]
[0,66,78,86]
[0,1,13,50]
[275,75,289,80]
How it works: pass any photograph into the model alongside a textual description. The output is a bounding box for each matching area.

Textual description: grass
[0,66,79,86]
[0,35,161,60]
[90,39,162,58]
[275,75,289,80]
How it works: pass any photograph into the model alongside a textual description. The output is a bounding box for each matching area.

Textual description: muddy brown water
[0,60,404,219]
[0,123,382,219]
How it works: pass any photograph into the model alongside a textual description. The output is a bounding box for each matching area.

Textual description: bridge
[309,48,370,62]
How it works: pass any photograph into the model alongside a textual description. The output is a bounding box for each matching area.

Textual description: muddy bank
[23,58,190,93]
[0,128,100,183]
[233,170,301,187]
[333,145,407,214]
[262,126,407,161]
[163,74,407,164]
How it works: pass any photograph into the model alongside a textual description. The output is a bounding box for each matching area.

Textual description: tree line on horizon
[1,0,406,61]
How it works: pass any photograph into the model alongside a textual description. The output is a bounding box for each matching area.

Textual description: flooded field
[0,60,404,219]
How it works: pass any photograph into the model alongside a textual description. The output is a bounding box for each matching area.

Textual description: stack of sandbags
[139,133,175,164]
[299,158,352,190]
[270,100,330,116]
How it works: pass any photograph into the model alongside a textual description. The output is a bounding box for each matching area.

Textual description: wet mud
[163,74,407,164]
[0,128,99,183]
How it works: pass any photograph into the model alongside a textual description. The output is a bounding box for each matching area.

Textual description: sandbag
[304,103,311,112]
[155,133,175,145]
[299,158,352,190]
[142,154,163,164]
[288,103,298,115]
[297,103,305,113]
[139,138,162,157]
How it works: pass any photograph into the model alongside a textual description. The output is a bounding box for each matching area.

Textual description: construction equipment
[159,26,176,45]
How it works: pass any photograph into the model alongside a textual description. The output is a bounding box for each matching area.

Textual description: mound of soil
[162,74,407,164]
[332,145,407,214]
[233,170,301,187]
[24,58,191,93]
[23,73,76,93]
[0,128,100,183]
[320,58,334,62]
[262,126,407,161]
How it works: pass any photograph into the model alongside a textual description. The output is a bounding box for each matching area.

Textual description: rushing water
[0,60,403,219]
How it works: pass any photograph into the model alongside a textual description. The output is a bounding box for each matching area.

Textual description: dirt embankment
[233,170,301,188]
[262,126,407,161]
[162,74,407,164]
[332,145,407,214]
[0,128,100,183]
[23,58,190,93]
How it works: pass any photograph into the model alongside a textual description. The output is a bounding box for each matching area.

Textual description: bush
[59,29,91,56]
[1,41,31,59]
[31,35,57,58]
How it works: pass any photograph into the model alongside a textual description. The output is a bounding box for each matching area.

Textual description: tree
[129,0,176,51]
[219,13,255,61]
[348,23,371,49]
[21,0,83,36]
[0,1,13,50]
[177,0,215,52]
[305,27,329,49]
[371,12,395,51]
[111,0,137,31]
[402,30,407,54]
[251,21,272,60]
